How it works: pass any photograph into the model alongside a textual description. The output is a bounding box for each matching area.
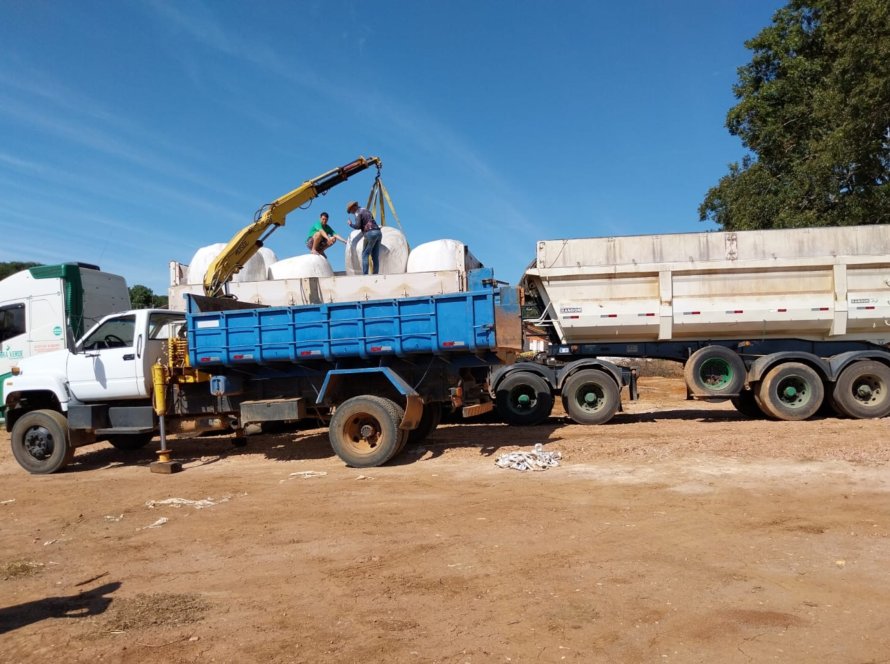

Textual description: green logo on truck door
[53,325,62,336]
[0,345,24,360]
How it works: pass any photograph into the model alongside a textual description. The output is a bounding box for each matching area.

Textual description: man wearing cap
[346,201,382,275]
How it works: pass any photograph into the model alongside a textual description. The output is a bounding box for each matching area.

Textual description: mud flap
[400,395,423,430]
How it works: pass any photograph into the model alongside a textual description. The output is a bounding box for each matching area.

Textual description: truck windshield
[80,315,136,350]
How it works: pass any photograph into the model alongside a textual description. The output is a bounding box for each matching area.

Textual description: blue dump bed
[185,270,520,367]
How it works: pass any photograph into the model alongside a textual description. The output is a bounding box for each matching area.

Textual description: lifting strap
[366,175,406,238]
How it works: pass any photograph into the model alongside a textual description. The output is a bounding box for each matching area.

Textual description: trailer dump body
[526,225,890,345]
[186,268,521,367]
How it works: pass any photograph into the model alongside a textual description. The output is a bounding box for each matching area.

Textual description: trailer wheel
[684,346,745,399]
[756,362,824,421]
[495,372,554,426]
[407,402,442,447]
[329,396,405,467]
[832,361,890,419]
[107,433,154,451]
[11,409,75,474]
[730,389,764,418]
[562,369,620,425]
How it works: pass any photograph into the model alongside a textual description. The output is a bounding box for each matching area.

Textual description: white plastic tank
[269,254,335,279]
[255,247,278,279]
[186,244,274,284]
[345,226,410,275]
[407,239,483,273]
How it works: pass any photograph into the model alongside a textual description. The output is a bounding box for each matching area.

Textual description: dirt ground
[1,376,889,663]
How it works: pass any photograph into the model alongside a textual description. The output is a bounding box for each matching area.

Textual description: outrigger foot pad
[150,449,182,474]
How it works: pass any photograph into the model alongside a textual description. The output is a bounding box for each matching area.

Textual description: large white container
[186,244,274,284]
[407,239,483,273]
[526,225,890,344]
[345,227,410,275]
[269,254,335,280]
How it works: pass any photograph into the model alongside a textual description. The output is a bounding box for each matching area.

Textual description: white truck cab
[66,309,184,401]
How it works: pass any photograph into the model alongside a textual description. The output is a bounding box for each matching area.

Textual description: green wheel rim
[572,382,606,413]
[510,386,537,411]
[775,375,812,409]
[699,358,733,390]
[850,374,886,406]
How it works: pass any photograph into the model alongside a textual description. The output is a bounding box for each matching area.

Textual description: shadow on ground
[0,582,121,634]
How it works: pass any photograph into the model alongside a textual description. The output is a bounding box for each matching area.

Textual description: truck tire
[495,372,554,426]
[407,402,442,447]
[11,409,75,474]
[329,396,406,467]
[684,346,745,399]
[107,432,154,451]
[831,360,890,419]
[730,389,764,418]
[756,362,824,421]
[561,369,620,425]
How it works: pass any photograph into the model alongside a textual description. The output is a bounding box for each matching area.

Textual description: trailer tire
[562,369,620,425]
[684,346,745,399]
[407,402,442,447]
[11,409,75,474]
[107,432,154,451]
[495,373,554,426]
[756,362,824,421]
[831,361,890,419]
[730,390,764,419]
[329,396,405,467]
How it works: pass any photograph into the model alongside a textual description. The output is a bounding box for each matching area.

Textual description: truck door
[67,314,144,401]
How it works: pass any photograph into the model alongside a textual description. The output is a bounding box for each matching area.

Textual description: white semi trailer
[493,225,890,424]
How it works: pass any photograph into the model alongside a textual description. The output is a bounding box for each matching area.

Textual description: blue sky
[0,0,784,292]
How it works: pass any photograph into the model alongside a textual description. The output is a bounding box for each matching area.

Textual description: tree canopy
[0,261,40,281]
[129,285,168,309]
[700,0,890,230]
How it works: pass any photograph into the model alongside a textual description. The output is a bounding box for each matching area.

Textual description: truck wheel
[495,372,554,426]
[329,396,405,467]
[107,433,154,451]
[684,346,745,399]
[407,402,442,447]
[11,409,75,474]
[756,362,824,421]
[730,389,764,418]
[562,369,620,425]
[832,361,890,419]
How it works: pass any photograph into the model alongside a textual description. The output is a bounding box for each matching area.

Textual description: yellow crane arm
[203,155,382,297]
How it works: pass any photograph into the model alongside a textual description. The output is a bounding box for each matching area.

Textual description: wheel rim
[850,373,886,407]
[775,375,811,409]
[341,412,383,457]
[572,382,606,414]
[23,425,55,461]
[699,358,733,390]
[509,385,538,412]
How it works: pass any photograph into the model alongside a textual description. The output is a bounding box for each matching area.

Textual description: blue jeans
[362,229,382,274]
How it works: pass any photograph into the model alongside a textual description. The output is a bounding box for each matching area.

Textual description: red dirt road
[1,377,889,663]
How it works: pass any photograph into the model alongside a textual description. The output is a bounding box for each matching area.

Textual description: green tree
[0,261,40,281]
[129,285,168,309]
[701,0,890,230]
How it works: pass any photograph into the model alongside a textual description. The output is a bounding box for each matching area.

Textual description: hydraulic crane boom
[203,155,382,297]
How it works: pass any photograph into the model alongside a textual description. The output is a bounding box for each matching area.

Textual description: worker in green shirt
[306,212,347,257]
